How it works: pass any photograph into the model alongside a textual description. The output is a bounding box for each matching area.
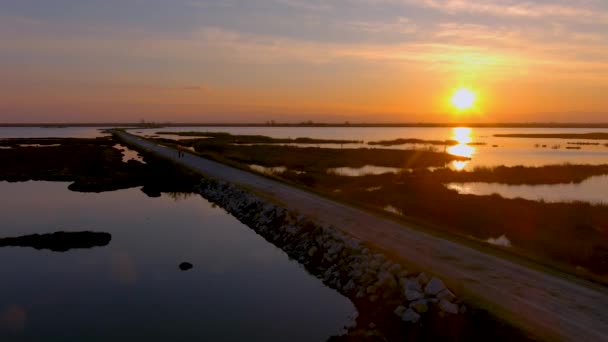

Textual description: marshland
[2,125,608,341]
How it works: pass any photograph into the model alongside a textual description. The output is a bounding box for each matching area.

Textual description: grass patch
[167,138,467,172]
[156,131,362,144]
[368,138,458,146]
[495,132,608,140]
[0,136,199,194]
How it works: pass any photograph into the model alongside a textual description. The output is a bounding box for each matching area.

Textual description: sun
[451,88,476,111]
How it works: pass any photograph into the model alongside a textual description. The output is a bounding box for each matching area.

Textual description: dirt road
[117,130,608,341]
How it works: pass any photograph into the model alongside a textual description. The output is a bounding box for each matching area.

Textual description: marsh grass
[367,138,458,146]
[0,136,199,194]
[170,138,466,171]
[426,164,608,185]
[496,132,608,140]
[153,132,608,278]
[157,131,362,144]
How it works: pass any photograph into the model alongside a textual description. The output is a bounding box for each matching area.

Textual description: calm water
[0,182,355,341]
[134,126,608,170]
[446,175,608,204]
[0,127,111,139]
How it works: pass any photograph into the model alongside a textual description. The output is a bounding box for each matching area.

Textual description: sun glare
[451,88,476,111]
[447,127,475,171]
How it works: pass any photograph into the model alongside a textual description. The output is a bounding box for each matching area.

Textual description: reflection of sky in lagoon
[133,126,608,170]
[328,166,402,177]
[446,175,608,204]
[249,164,287,175]
[0,127,111,139]
[113,144,146,164]
[0,182,355,341]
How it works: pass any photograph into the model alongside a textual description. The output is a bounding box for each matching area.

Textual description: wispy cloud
[366,0,608,23]
[345,17,418,35]
[274,0,332,11]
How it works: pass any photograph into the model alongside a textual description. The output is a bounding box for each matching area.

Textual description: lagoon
[134,126,608,170]
[0,182,355,341]
[446,175,608,204]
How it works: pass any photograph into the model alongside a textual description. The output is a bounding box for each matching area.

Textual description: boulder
[404,288,424,301]
[179,262,193,271]
[401,309,421,323]
[436,289,457,302]
[405,278,421,291]
[424,278,447,296]
[394,305,407,317]
[439,299,459,314]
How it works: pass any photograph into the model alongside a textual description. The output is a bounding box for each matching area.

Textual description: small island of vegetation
[495,132,608,140]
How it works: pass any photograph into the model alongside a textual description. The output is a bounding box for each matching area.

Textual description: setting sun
[451,88,476,111]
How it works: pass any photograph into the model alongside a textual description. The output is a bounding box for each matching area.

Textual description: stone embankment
[196,178,465,326]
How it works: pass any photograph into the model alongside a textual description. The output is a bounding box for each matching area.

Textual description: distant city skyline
[1,0,608,123]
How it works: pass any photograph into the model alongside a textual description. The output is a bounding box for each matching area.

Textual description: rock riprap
[195,178,464,326]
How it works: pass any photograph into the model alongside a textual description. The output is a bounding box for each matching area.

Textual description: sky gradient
[2,0,608,123]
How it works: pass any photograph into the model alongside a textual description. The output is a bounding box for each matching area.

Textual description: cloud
[345,17,418,35]
[274,0,332,11]
[363,0,608,23]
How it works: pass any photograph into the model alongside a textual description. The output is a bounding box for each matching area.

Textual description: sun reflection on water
[446,127,475,171]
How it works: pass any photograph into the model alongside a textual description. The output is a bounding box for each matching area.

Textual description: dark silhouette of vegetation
[163,138,467,171]
[496,132,608,140]
[568,142,600,145]
[0,137,199,195]
[278,169,608,277]
[0,231,111,252]
[156,131,362,144]
[425,164,608,185]
[368,138,458,146]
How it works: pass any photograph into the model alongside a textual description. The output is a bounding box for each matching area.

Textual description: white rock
[436,289,457,302]
[405,278,421,291]
[401,309,421,323]
[405,289,424,301]
[424,278,447,296]
[394,305,407,317]
[439,299,459,314]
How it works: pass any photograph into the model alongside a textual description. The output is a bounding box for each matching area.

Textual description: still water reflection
[446,175,608,204]
[446,127,475,171]
[133,126,608,170]
[0,182,355,341]
[328,165,402,177]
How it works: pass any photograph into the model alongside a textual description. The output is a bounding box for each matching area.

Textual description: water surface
[133,126,608,170]
[0,127,111,139]
[0,182,355,341]
[446,175,608,204]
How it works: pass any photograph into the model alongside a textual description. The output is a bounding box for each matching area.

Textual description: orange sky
[1,1,608,123]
